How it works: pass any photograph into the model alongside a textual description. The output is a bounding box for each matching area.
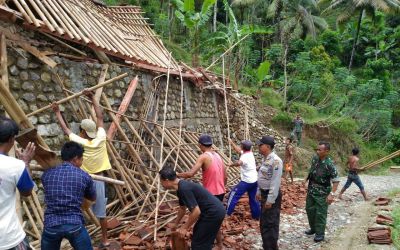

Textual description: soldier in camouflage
[304,142,340,242]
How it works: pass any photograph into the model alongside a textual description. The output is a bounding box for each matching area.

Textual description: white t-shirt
[0,154,34,250]
[239,151,258,183]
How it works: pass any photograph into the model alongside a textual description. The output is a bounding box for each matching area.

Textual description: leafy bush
[330,117,359,135]
[288,102,318,119]
[271,112,292,129]
[260,88,282,108]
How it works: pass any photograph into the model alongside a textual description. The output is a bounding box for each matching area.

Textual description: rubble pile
[365,197,394,246]
[281,180,307,214]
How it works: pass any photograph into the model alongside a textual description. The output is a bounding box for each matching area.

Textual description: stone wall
[2,48,224,149]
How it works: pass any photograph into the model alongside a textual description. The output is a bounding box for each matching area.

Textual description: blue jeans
[343,172,364,191]
[41,224,93,250]
[226,181,260,219]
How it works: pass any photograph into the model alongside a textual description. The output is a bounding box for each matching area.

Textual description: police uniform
[258,151,283,250]
[306,156,340,236]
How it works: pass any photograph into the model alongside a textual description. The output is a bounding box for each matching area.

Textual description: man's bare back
[348,155,360,172]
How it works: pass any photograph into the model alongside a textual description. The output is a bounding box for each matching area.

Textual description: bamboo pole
[27,72,128,117]
[22,201,41,239]
[42,0,74,39]
[27,0,55,31]
[34,0,64,34]
[54,73,84,120]
[27,197,43,230]
[90,174,125,185]
[12,0,34,24]
[222,57,232,160]
[16,0,41,27]
[101,93,152,189]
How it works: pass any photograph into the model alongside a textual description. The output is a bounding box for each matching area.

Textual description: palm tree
[322,0,400,70]
[267,0,328,108]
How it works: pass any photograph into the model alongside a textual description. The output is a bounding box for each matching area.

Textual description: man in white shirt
[0,116,36,250]
[226,139,260,219]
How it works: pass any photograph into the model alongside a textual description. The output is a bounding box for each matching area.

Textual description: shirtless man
[177,134,226,250]
[284,138,294,183]
[338,148,368,201]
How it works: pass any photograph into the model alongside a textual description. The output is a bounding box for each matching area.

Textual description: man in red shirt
[177,134,226,249]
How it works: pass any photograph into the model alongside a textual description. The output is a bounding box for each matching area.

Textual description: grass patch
[288,102,318,120]
[239,87,283,109]
[388,188,400,198]
[388,189,400,247]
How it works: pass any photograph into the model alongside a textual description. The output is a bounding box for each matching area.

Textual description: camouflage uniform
[306,156,340,236]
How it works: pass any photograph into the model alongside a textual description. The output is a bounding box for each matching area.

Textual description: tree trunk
[348,9,363,71]
[213,1,217,33]
[283,43,288,110]
[192,30,199,67]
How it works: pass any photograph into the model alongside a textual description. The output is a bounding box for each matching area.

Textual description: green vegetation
[104,0,400,169]
[392,197,400,248]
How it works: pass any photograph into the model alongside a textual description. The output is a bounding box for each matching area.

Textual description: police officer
[304,142,340,242]
[257,136,283,250]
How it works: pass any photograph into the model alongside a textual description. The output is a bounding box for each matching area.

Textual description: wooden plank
[0,33,8,88]
[15,128,59,169]
[107,76,139,140]
[0,27,57,68]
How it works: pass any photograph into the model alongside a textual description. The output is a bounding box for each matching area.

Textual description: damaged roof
[1,0,178,70]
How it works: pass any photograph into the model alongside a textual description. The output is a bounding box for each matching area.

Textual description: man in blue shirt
[0,116,36,250]
[41,141,96,250]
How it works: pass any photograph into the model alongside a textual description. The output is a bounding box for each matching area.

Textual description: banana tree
[173,0,216,66]
[204,0,271,89]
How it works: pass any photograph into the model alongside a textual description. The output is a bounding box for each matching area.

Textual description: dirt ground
[245,174,400,250]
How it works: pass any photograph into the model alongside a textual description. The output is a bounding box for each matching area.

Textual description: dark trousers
[306,192,328,235]
[191,214,225,250]
[295,131,302,146]
[260,189,282,250]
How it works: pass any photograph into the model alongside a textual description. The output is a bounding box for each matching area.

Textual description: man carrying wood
[257,136,283,250]
[177,134,226,249]
[160,166,225,250]
[0,116,36,250]
[304,142,340,242]
[41,141,96,250]
[338,148,368,201]
[226,139,260,219]
[52,89,111,249]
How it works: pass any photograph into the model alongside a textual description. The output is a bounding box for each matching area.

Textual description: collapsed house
[0,0,284,248]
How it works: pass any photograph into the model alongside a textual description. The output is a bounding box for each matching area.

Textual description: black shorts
[214,193,225,202]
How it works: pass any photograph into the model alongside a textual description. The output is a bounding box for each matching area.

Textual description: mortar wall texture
[1,48,224,150]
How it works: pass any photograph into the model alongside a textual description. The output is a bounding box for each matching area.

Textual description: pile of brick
[281,180,307,214]
[365,197,394,246]
[367,227,392,245]
[376,214,394,226]
[374,197,392,206]
[99,180,308,249]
